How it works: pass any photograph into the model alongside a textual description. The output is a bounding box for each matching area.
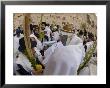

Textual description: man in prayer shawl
[13,28,24,74]
[42,38,64,66]
[52,27,60,41]
[14,37,33,75]
[44,24,52,41]
[86,33,94,52]
[30,34,43,51]
[69,30,83,45]
[78,34,97,75]
[30,34,43,62]
[14,36,44,75]
[15,51,34,75]
[43,43,85,75]
[33,25,40,39]
[14,29,24,55]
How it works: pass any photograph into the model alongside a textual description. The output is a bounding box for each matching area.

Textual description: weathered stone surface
[14,13,97,35]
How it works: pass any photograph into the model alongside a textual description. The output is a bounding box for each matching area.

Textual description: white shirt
[43,43,85,75]
[34,47,43,62]
[30,34,43,50]
[44,26,52,38]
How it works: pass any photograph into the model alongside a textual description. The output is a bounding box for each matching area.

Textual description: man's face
[41,24,45,30]
[16,33,20,37]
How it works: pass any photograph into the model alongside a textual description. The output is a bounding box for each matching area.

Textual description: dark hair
[33,30,40,38]
[88,32,94,41]
[83,40,86,45]
[46,23,50,27]
[30,39,37,48]
[83,40,87,52]
[18,27,20,29]
[16,29,21,35]
[79,30,83,36]
[30,24,33,31]
[44,35,49,41]
[56,29,58,31]
[18,37,37,53]
[42,22,46,26]
[84,29,87,36]
[57,25,60,28]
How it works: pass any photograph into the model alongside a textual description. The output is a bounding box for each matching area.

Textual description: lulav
[77,42,97,75]
[23,13,39,70]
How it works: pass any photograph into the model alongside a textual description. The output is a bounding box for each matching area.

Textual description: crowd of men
[13,22,97,75]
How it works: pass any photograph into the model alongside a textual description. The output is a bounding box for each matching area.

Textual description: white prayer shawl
[34,47,43,62]
[16,53,33,72]
[14,48,42,73]
[43,41,56,46]
[30,34,43,50]
[14,34,24,55]
[52,31,60,41]
[36,38,43,51]
[14,36,20,54]
[14,35,23,73]
[42,41,64,66]
[69,34,83,45]
[43,43,85,75]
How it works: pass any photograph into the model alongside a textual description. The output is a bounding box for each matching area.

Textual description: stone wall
[13,13,97,35]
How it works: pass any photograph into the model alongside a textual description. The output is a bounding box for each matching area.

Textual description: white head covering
[30,34,43,50]
[43,44,85,75]
[42,41,64,66]
[69,34,83,45]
